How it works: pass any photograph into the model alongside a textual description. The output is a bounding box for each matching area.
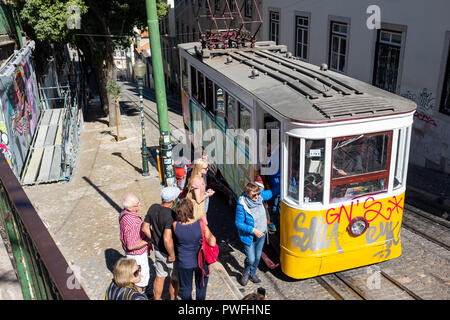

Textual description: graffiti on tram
[290,194,403,259]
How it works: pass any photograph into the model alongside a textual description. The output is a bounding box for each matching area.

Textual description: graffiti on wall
[402,88,438,127]
[0,55,40,176]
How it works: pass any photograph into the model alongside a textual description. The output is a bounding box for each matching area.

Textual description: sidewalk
[21,83,242,300]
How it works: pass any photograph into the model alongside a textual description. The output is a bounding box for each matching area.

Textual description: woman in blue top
[173,198,216,300]
[235,182,273,286]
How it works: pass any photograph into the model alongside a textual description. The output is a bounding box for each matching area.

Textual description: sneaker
[250,274,262,284]
[239,272,250,286]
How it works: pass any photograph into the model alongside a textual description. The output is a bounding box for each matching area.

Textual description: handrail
[0,153,89,300]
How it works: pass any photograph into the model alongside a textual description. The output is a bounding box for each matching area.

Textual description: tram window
[287,136,300,203]
[198,73,205,105]
[191,66,197,97]
[226,93,238,129]
[239,104,252,131]
[304,140,325,204]
[182,58,188,92]
[332,133,390,178]
[331,132,391,202]
[331,178,386,202]
[205,77,214,115]
[394,127,409,189]
[215,86,226,126]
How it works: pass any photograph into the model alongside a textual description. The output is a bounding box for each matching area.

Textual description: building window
[245,0,252,18]
[269,11,280,44]
[329,22,348,73]
[295,16,309,60]
[440,45,450,115]
[181,22,184,42]
[215,0,220,11]
[373,29,403,93]
[229,0,235,11]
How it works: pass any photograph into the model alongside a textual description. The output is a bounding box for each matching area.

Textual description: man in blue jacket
[235,182,273,286]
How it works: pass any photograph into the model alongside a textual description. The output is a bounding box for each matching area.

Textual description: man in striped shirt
[119,193,150,294]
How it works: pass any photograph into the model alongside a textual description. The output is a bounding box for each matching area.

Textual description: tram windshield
[331,132,391,202]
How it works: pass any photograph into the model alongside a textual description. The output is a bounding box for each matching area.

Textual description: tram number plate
[310,149,321,157]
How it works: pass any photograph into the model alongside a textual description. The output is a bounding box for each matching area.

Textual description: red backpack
[198,220,219,284]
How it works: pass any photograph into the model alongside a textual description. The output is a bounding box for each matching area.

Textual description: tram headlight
[347,217,369,237]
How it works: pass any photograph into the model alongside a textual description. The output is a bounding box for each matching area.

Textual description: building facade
[260,0,450,174]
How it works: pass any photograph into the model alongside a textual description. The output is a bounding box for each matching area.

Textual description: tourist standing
[235,182,273,286]
[119,193,150,294]
[142,186,180,300]
[173,198,216,300]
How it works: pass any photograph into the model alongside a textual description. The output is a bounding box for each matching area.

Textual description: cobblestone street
[16,82,450,300]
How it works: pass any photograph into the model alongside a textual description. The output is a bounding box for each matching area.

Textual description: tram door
[259,113,281,200]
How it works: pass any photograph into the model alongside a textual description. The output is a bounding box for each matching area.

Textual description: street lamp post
[133,59,150,176]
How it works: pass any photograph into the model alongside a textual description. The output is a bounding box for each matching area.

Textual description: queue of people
[108,155,278,300]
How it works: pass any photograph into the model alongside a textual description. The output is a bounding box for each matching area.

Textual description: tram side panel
[280,192,404,279]
[186,95,252,197]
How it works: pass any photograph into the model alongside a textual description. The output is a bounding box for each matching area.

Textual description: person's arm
[193,187,209,204]
[261,189,273,201]
[127,238,149,251]
[124,227,148,251]
[204,224,216,247]
[141,222,152,240]
[333,163,347,176]
[163,228,176,262]
[235,204,254,235]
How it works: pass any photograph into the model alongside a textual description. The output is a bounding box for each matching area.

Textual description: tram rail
[403,204,450,251]
[316,269,424,300]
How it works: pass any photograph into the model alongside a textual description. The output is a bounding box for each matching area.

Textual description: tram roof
[179,42,417,124]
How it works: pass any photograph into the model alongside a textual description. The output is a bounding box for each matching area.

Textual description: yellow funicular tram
[178,41,416,279]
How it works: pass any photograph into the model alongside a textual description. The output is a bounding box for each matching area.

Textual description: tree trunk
[77,36,108,116]
[88,0,117,127]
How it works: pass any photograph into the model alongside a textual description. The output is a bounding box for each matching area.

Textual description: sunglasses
[133,265,141,278]
[250,192,260,198]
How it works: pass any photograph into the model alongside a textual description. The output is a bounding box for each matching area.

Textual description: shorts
[154,249,178,280]
[126,251,150,288]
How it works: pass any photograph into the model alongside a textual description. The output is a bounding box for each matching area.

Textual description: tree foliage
[13,0,169,123]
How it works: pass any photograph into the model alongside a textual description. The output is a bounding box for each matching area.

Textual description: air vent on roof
[312,96,397,120]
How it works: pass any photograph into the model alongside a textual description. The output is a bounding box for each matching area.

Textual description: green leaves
[19,0,87,42]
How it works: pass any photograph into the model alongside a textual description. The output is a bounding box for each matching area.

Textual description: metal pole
[145,0,176,187]
[138,77,150,176]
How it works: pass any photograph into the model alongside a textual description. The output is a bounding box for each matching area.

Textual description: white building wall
[263,0,450,173]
